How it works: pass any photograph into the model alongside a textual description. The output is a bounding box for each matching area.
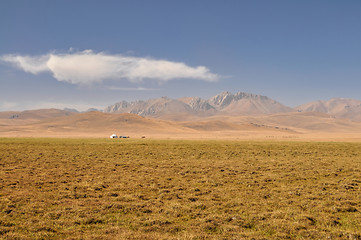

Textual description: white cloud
[1,50,220,84]
[1,54,49,74]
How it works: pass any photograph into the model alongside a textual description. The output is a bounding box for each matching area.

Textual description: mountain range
[1,91,361,140]
[104,92,292,119]
[104,91,361,122]
[1,91,360,123]
[296,98,361,122]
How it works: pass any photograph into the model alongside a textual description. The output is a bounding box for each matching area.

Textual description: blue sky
[1,0,360,111]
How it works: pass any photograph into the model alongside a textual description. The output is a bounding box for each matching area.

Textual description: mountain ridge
[1,91,361,122]
[2,91,361,139]
[104,91,294,118]
[296,98,361,122]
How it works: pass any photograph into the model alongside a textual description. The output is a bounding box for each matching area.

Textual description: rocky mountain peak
[208,91,234,107]
[208,91,269,108]
[103,91,293,118]
[186,97,215,111]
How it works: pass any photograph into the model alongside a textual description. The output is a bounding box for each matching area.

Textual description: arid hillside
[2,92,361,140]
[1,110,361,141]
[296,98,361,122]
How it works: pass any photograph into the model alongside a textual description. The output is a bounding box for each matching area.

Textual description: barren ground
[1,138,361,239]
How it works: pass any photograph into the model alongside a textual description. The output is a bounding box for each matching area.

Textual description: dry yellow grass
[1,138,361,239]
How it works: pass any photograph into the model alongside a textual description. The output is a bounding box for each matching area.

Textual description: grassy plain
[0,138,361,239]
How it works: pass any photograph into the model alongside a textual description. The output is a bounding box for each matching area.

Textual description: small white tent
[110,134,118,138]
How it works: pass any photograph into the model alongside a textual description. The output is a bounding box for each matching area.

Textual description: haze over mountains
[104,91,293,118]
[296,98,361,122]
[1,91,361,140]
[2,91,361,122]
[104,91,361,122]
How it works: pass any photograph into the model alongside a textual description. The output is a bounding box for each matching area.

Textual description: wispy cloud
[107,86,161,91]
[0,100,103,112]
[0,101,18,111]
[1,50,220,84]
[1,55,49,74]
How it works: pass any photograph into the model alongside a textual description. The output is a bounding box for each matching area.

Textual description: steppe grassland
[0,138,361,239]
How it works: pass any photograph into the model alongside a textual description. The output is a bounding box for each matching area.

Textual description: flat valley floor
[1,138,361,239]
